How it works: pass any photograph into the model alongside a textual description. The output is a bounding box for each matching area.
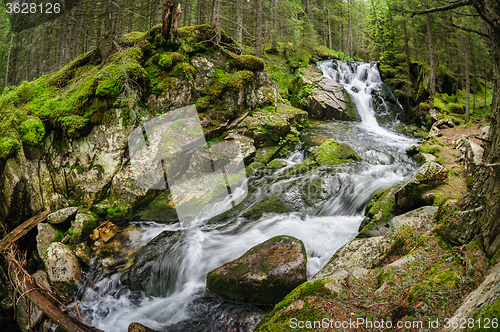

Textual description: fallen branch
[455,205,484,216]
[410,1,472,17]
[479,162,499,168]
[0,211,50,252]
[9,260,102,332]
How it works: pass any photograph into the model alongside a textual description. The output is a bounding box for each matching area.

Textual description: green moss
[448,102,465,114]
[228,52,265,72]
[419,102,431,111]
[118,31,146,46]
[267,160,286,169]
[170,62,196,80]
[419,143,440,156]
[0,137,20,160]
[243,196,292,220]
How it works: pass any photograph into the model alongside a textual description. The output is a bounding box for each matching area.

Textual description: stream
[77,60,420,331]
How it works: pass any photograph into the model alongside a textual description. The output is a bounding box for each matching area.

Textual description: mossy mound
[228,52,265,72]
[291,139,361,173]
[242,196,293,220]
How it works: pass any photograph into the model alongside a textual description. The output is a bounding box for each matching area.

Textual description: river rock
[47,207,78,225]
[357,186,399,238]
[192,57,215,92]
[291,139,361,173]
[206,235,307,305]
[395,162,448,213]
[36,223,59,258]
[15,270,50,331]
[128,322,159,332]
[43,242,82,298]
[121,230,183,296]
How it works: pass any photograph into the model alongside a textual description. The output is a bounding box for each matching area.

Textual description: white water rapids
[78,60,420,332]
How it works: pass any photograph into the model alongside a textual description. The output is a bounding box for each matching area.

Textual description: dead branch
[0,211,50,252]
[410,1,472,17]
[451,23,488,37]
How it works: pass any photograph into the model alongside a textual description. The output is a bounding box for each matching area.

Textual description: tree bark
[423,0,436,102]
[348,0,353,56]
[256,0,263,58]
[403,20,411,81]
[212,0,222,43]
[162,0,174,42]
[5,32,14,88]
[463,33,471,122]
[444,0,500,257]
[327,8,332,50]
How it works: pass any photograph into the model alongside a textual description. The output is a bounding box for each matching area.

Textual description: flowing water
[78,60,420,331]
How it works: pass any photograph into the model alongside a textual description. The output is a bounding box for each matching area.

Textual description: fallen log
[9,259,103,332]
[0,211,50,252]
[1,211,103,332]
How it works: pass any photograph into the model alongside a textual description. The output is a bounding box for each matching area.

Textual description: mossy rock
[242,196,293,220]
[0,137,20,160]
[118,31,147,46]
[20,117,45,146]
[357,186,399,238]
[206,235,307,305]
[267,160,287,169]
[228,52,265,72]
[290,139,361,173]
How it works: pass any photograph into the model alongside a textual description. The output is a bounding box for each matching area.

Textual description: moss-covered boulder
[290,139,361,173]
[395,162,448,213]
[63,212,98,246]
[36,223,60,258]
[43,242,82,299]
[242,196,294,220]
[206,235,307,304]
[357,186,399,238]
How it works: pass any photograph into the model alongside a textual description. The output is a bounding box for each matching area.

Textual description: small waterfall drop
[317,60,404,139]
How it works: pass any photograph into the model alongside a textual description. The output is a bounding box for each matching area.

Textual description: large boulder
[291,139,361,173]
[357,186,399,238]
[313,206,438,282]
[293,66,359,121]
[395,162,448,212]
[206,235,307,304]
[43,242,82,298]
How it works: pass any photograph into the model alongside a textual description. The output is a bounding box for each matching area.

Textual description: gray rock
[464,140,484,173]
[47,207,78,225]
[43,242,81,298]
[395,162,448,212]
[479,126,490,148]
[441,261,500,332]
[191,57,215,92]
[36,223,59,258]
[206,235,307,305]
[63,212,98,246]
[313,206,438,282]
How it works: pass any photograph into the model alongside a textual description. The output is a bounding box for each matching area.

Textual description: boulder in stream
[206,235,307,305]
[47,207,78,225]
[290,139,361,173]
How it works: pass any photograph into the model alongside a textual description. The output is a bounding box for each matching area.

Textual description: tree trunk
[423,0,436,102]
[5,32,14,88]
[327,8,332,50]
[445,0,500,258]
[463,33,471,122]
[256,0,263,58]
[403,20,411,80]
[348,0,353,56]
[98,0,116,64]
[212,0,222,43]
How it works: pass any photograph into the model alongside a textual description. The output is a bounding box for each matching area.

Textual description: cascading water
[77,60,420,331]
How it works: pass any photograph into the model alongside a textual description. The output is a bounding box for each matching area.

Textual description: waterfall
[317,60,404,139]
[77,61,420,332]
